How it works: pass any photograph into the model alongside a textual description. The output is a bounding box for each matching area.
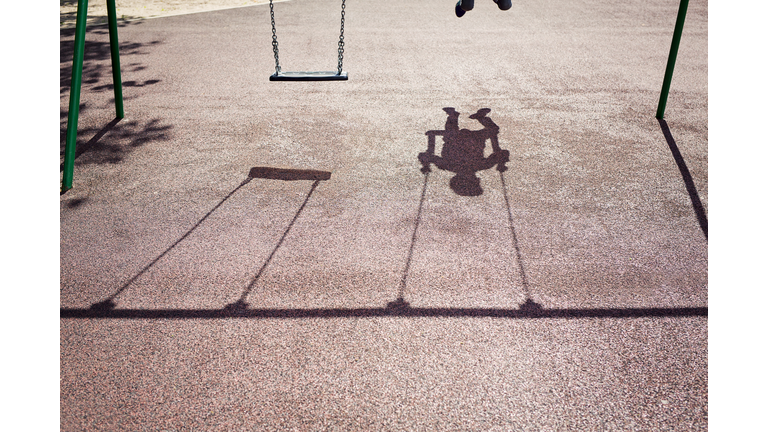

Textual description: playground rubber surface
[60,0,708,430]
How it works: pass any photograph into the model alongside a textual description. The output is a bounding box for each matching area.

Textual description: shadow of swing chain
[89,176,255,310]
[393,172,430,305]
[390,171,535,311]
[499,171,531,301]
[67,169,709,320]
[225,180,321,311]
[89,168,331,311]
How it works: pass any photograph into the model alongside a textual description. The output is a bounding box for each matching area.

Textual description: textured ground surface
[60,0,274,28]
[60,0,708,430]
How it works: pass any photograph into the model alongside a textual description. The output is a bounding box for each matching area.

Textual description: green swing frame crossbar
[62,0,124,192]
[270,71,348,81]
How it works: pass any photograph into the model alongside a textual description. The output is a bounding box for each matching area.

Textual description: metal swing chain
[269,0,345,76]
[269,0,281,74]
[337,0,346,75]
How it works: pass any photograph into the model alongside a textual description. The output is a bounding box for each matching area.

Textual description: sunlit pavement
[60,0,707,429]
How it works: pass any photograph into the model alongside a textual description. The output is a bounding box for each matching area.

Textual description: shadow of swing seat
[249,166,332,181]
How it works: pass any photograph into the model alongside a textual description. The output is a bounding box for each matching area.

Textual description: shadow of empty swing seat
[268,0,348,81]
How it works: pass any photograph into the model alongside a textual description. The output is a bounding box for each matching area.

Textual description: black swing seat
[270,71,348,81]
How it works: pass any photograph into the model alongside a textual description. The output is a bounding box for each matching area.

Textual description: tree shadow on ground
[59,115,172,167]
[61,20,169,167]
[60,21,161,95]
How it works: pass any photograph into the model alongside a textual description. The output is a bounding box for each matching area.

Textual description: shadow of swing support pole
[656,0,689,119]
[62,0,124,193]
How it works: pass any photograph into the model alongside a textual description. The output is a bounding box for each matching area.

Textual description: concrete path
[60,0,708,430]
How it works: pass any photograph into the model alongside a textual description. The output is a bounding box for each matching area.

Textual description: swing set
[61,0,692,192]
[268,0,349,81]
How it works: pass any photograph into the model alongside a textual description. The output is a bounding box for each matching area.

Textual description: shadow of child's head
[450,172,482,196]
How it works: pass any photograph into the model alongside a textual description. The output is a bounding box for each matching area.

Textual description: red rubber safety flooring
[60,0,707,430]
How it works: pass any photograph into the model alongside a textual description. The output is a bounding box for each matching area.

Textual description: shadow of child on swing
[419,107,510,196]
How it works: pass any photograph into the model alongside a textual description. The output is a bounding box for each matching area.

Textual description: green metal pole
[106,0,124,118]
[62,0,89,192]
[656,0,689,119]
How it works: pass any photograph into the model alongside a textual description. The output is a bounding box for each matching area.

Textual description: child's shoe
[455,1,466,17]
[494,0,512,11]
